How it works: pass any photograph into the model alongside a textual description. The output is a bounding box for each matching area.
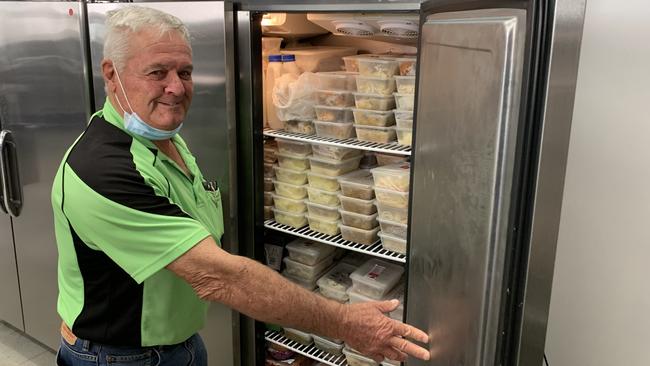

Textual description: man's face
[110,28,193,131]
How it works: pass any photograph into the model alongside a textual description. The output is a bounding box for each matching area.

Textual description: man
[52,6,430,365]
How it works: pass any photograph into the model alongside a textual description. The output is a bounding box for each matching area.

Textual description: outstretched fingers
[388,336,430,361]
[394,320,429,343]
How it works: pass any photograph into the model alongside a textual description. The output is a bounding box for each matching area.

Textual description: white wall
[545,1,650,365]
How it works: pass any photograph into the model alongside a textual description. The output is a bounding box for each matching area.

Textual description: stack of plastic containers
[336,170,380,245]
[371,162,411,254]
[282,238,337,291]
[272,138,311,228]
[394,75,415,146]
[313,72,357,140]
[263,139,278,220]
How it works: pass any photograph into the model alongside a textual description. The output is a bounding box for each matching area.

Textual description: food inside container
[307,186,340,207]
[396,57,417,76]
[358,58,399,78]
[313,121,356,139]
[393,92,415,111]
[272,193,307,213]
[396,118,413,129]
[377,218,408,240]
[264,177,274,191]
[306,200,341,220]
[286,239,337,266]
[353,93,396,111]
[349,258,404,299]
[374,187,409,208]
[354,125,397,143]
[337,170,375,200]
[273,166,308,185]
[371,162,411,192]
[316,71,358,91]
[317,262,356,303]
[284,119,315,135]
[376,201,408,224]
[340,224,380,246]
[264,163,275,178]
[395,75,416,94]
[272,208,307,228]
[283,271,318,291]
[342,54,382,73]
[339,209,378,230]
[314,105,354,123]
[378,231,407,256]
[397,128,413,146]
[355,76,396,95]
[343,347,379,366]
[264,205,273,220]
[276,138,313,157]
[273,180,308,200]
[316,90,355,107]
[264,191,274,206]
[307,171,340,192]
[311,143,361,161]
[264,146,278,164]
[277,152,311,171]
[283,254,335,281]
[306,213,341,236]
[359,152,378,169]
[283,327,313,346]
[267,342,294,361]
[339,195,377,215]
[393,109,413,120]
[352,109,395,127]
[374,152,408,167]
[312,334,345,355]
[340,251,371,266]
[308,155,363,177]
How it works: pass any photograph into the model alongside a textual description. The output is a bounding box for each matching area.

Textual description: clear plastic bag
[273,72,318,122]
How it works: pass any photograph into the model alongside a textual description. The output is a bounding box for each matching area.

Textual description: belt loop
[82,339,90,352]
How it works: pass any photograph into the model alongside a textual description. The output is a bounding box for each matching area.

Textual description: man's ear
[101,59,117,94]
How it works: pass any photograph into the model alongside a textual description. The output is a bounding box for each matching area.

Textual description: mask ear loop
[113,66,135,115]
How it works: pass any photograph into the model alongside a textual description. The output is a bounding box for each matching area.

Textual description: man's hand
[339,299,430,363]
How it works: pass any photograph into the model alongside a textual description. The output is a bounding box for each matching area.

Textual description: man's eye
[179,71,192,80]
[149,70,166,78]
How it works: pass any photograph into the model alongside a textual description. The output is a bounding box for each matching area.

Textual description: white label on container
[366,264,385,280]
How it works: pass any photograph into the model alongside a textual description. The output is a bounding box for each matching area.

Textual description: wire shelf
[265,330,348,366]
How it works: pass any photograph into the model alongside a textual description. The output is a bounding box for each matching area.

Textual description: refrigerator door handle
[0,130,23,217]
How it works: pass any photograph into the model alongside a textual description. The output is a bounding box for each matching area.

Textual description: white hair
[104,6,192,72]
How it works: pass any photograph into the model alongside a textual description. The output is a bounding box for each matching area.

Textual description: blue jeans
[55,333,207,366]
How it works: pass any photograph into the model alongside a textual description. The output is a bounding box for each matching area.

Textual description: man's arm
[167,237,430,362]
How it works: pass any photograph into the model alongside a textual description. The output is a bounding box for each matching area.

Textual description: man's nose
[164,71,185,96]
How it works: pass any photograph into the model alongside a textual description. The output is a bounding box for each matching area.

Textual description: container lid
[272,207,305,218]
[371,162,411,178]
[272,179,307,189]
[338,194,375,205]
[307,185,341,195]
[393,109,413,119]
[317,89,353,95]
[306,171,339,181]
[305,199,340,212]
[353,92,394,99]
[394,75,416,80]
[268,54,282,62]
[340,208,378,221]
[378,230,407,244]
[271,193,305,204]
[374,186,409,197]
[338,169,374,187]
[393,92,415,97]
[355,74,396,81]
[353,124,396,131]
[308,154,363,167]
[317,71,359,78]
[276,151,312,160]
[377,217,408,229]
[281,54,296,62]
[312,334,344,347]
[339,224,380,236]
[349,258,404,294]
[305,213,341,225]
[358,58,399,65]
[274,165,308,174]
[352,108,394,115]
[342,347,378,365]
[314,104,353,111]
[312,120,354,127]
[284,327,310,338]
[286,239,336,263]
[316,262,356,294]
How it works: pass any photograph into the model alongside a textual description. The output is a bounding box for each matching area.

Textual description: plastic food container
[354,125,397,143]
[306,213,341,236]
[393,109,413,120]
[352,109,395,127]
[394,92,414,111]
[264,147,278,164]
[338,170,375,200]
[284,119,315,135]
[377,218,408,240]
[339,195,377,215]
[359,152,378,170]
[283,254,335,281]
[264,205,273,220]
[272,194,307,213]
[264,191,274,206]
[307,171,340,192]
[374,187,409,208]
[283,271,317,291]
[317,71,358,91]
[264,177,274,191]
[343,347,379,366]
[311,143,361,161]
[371,163,410,192]
[313,334,345,355]
[374,153,408,166]
[376,201,408,224]
[317,262,356,303]
[340,224,380,246]
[286,239,337,266]
[396,57,417,76]
[308,155,363,177]
[307,186,340,207]
[358,58,399,78]
[397,128,413,146]
[353,93,396,111]
[277,139,312,157]
[264,162,275,178]
[281,47,357,73]
[316,90,355,107]
[378,231,406,255]
[277,152,311,171]
[273,180,308,200]
[283,327,313,346]
[306,200,341,220]
[349,258,404,299]
[314,105,354,123]
[395,118,413,129]
[274,166,308,185]
[313,121,356,139]
[340,209,378,230]
[342,54,382,72]
[272,208,307,228]
[382,360,400,366]
[355,76,396,95]
[395,75,416,94]
[340,251,371,267]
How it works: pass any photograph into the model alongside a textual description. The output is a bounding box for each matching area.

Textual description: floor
[0,322,56,366]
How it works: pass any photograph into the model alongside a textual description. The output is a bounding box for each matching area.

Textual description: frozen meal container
[313,120,356,139]
[307,171,340,192]
[394,75,416,94]
[263,146,278,164]
[316,89,355,107]
[339,195,377,215]
[371,163,411,192]
[378,218,408,239]
[340,251,371,267]
[374,152,408,167]
[273,194,307,213]
[338,170,375,200]
[396,128,413,146]
[355,75,396,95]
[317,262,356,303]
[284,119,315,135]
[349,258,404,299]
[283,327,313,346]
[264,162,275,178]
[273,180,308,200]
[277,151,311,171]
[311,143,361,161]
[306,213,341,236]
[317,71,358,91]
[306,200,341,220]
[283,254,335,281]
[393,109,413,120]
[359,152,378,170]
[354,125,397,143]
[339,209,378,230]
[353,93,396,111]
[342,54,382,73]
[276,138,313,157]
[378,231,407,255]
[281,46,357,73]
[352,109,395,127]
[376,201,408,224]
[283,271,318,291]
[314,105,354,123]
[307,186,341,206]
[343,347,379,366]
[340,224,380,246]
[396,57,417,76]
[264,191,274,206]
[374,187,409,208]
[395,118,413,129]
[264,177,274,191]
[272,208,307,228]
[358,58,399,78]
[313,334,344,355]
[286,239,337,266]
[393,92,415,111]
[274,166,308,185]
[264,205,273,220]
[308,155,363,177]
[347,286,377,304]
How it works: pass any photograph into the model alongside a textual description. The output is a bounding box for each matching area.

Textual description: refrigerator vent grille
[378,20,419,39]
[265,330,348,366]
[333,20,375,37]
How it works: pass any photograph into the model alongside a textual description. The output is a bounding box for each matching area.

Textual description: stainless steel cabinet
[0,217,22,331]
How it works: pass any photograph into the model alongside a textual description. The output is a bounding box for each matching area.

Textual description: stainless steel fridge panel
[0,1,91,349]
[0,217,23,330]
[407,9,525,366]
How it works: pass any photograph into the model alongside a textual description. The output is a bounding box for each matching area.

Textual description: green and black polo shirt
[51,99,224,347]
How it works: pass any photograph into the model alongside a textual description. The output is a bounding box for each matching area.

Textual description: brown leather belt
[60,321,78,346]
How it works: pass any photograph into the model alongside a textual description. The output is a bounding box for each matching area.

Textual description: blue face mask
[114,68,183,141]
